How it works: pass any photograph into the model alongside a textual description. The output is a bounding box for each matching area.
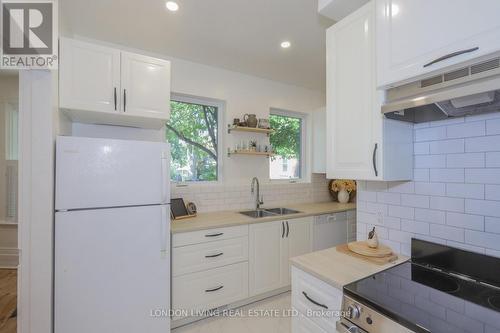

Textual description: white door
[249,220,287,296]
[120,52,171,119]
[55,205,170,333]
[55,136,170,210]
[326,1,381,180]
[59,38,121,113]
[376,0,500,87]
[284,218,313,285]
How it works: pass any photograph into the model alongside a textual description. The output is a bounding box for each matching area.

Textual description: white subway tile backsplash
[446,153,485,168]
[446,121,485,139]
[465,230,500,251]
[486,152,500,167]
[486,118,500,135]
[429,139,464,154]
[415,126,447,142]
[485,217,500,234]
[465,169,500,184]
[388,205,415,219]
[414,142,430,155]
[415,155,446,168]
[401,194,430,208]
[430,197,465,212]
[446,183,485,199]
[485,185,500,201]
[356,115,500,257]
[446,212,484,231]
[430,169,464,183]
[466,199,500,218]
[415,182,446,196]
[430,224,465,242]
[415,208,446,224]
[466,135,500,152]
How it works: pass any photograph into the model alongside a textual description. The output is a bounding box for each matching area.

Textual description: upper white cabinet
[326,1,413,181]
[312,107,326,174]
[59,39,121,113]
[59,38,170,129]
[120,52,171,118]
[376,0,500,88]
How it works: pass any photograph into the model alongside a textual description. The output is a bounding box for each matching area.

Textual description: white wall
[0,75,19,267]
[70,37,326,184]
[357,113,500,258]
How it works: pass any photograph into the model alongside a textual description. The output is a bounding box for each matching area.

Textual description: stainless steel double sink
[239,207,302,218]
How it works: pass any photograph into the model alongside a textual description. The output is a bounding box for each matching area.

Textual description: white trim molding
[18,70,56,333]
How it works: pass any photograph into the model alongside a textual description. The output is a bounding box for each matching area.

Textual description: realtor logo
[1,0,58,69]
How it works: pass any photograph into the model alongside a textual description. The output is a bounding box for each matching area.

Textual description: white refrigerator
[54,136,171,333]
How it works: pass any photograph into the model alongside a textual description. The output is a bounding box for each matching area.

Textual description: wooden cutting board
[347,241,393,257]
[337,244,398,265]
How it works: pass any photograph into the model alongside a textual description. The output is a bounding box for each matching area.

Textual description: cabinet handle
[282,222,285,238]
[205,285,224,293]
[205,252,224,258]
[286,221,289,238]
[123,89,127,112]
[423,47,479,68]
[302,292,328,309]
[113,87,117,111]
[205,232,223,238]
[372,143,378,177]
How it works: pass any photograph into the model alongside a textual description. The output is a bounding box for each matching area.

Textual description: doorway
[0,71,19,332]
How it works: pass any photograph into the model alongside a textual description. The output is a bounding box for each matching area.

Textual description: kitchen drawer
[292,311,328,333]
[172,236,248,276]
[172,262,249,319]
[292,266,343,333]
[172,225,248,247]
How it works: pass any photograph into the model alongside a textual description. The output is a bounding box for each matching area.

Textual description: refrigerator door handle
[161,155,169,204]
[160,206,168,258]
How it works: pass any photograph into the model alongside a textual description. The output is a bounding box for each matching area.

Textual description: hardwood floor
[0,269,17,333]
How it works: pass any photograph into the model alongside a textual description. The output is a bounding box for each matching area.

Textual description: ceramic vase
[338,189,350,203]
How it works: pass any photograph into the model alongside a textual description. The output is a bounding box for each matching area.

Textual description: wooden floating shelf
[227,150,275,158]
[227,125,274,136]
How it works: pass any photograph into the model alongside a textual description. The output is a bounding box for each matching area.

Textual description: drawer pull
[205,285,224,293]
[423,47,479,68]
[205,252,224,258]
[205,233,224,238]
[302,291,328,310]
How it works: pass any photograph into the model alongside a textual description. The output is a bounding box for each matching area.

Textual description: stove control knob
[348,304,361,319]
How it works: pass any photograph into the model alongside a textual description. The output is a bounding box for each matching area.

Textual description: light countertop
[290,246,409,289]
[171,201,356,234]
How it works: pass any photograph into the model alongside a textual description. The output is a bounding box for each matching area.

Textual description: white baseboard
[0,248,19,268]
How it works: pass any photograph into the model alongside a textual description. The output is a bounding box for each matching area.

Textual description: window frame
[168,93,225,185]
[269,108,309,183]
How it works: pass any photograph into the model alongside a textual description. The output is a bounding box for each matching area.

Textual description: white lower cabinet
[292,312,328,333]
[172,262,249,320]
[249,218,313,296]
[292,266,343,333]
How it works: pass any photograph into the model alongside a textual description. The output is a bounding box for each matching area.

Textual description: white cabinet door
[59,38,121,113]
[377,0,500,88]
[249,220,287,296]
[284,218,313,285]
[326,1,381,180]
[312,107,326,174]
[121,52,171,119]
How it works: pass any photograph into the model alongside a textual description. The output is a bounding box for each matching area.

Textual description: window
[166,96,221,182]
[269,110,305,180]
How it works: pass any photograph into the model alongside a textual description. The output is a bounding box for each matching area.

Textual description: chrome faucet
[251,177,264,210]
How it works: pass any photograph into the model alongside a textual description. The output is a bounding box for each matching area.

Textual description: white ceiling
[60,0,334,91]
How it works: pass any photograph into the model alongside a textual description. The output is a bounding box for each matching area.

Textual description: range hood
[383,57,500,123]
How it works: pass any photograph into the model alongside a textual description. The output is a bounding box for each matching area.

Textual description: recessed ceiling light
[281,41,291,49]
[166,1,179,12]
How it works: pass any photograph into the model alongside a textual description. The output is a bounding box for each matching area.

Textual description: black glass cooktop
[344,239,500,333]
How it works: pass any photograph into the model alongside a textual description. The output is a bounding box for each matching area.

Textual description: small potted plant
[330,179,356,203]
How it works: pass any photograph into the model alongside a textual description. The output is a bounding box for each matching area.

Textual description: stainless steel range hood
[383,58,500,123]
